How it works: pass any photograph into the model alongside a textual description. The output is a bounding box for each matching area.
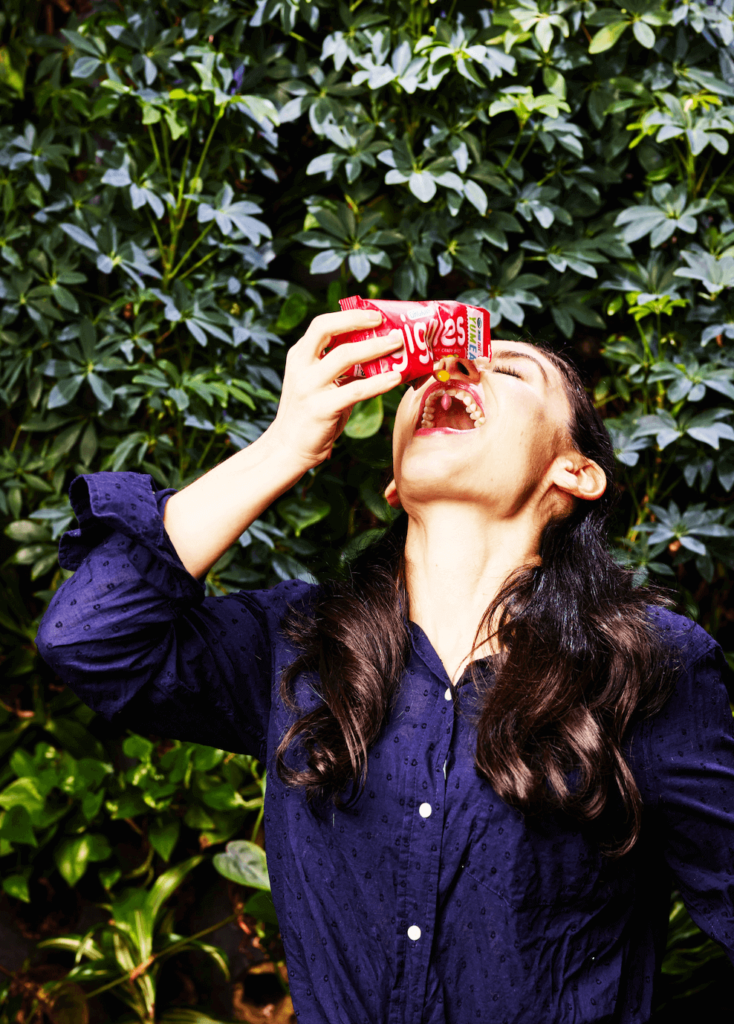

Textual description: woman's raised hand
[266,309,404,471]
[163,310,402,579]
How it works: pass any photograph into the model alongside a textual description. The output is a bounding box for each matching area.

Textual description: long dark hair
[276,348,675,857]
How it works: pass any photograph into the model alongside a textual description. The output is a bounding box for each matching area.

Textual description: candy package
[334,296,491,384]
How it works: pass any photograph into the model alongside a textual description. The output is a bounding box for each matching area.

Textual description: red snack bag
[334,296,491,384]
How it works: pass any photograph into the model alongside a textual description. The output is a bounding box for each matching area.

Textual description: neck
[404,502,542,682]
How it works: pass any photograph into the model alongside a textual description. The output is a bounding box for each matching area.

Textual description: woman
[37,307,734,1024]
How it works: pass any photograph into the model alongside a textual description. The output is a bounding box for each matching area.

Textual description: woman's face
[391,341,576,518]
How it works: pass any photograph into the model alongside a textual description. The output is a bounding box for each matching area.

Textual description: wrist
[258,424,315,482]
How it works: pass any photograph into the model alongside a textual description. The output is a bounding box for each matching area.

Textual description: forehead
[487,340,566,390]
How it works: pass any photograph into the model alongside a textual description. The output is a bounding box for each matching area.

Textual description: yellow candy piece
[434,369,450,382]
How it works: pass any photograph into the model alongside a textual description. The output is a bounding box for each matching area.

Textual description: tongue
[432,396,475,431]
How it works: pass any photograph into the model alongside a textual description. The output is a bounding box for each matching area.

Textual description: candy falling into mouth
[419,388,486,431]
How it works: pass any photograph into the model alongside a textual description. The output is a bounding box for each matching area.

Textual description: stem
[160,120,175,195]
[160,912,239,958]
[705,154,734,200]
[693,151,713,196]
[623,466,642,520]
[178,107,224,232]
[195,429,218,470]
[250,802,265,843]
[148,215,168,274]
[84,913,238,1001]
[175,120,195,212]
[167,110,198,275]
[177,248,219,281]
[8,421,22,452]
[169,227,214,280]
[516,127,538,167]
[147,125,164,177]
[671,143,687,183]
[502,122,525,171]
[75,290,112,304]
[289,31,319,51]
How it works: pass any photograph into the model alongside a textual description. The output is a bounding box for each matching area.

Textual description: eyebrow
[491,349,550,385]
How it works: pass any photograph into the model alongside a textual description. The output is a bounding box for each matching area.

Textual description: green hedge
[2,0,734,1018]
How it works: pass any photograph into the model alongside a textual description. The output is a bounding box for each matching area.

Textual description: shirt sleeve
[35,471,311,761]
[640,630,734,961]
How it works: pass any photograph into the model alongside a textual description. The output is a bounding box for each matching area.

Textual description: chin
[397,454,477,504]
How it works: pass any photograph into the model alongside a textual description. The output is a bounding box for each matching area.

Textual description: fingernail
[366,311,383,322]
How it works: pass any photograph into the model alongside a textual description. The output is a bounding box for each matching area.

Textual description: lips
[416,380,486,434]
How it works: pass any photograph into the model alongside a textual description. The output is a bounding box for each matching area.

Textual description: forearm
[163,429,309,579]
[163,310,401,579]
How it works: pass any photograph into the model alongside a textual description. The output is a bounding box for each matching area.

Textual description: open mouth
[416,381,485,433]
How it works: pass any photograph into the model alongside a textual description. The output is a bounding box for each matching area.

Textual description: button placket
[400,670,455,1024]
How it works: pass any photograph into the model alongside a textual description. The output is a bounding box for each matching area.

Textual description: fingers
[329,368,403,412]
[384,479,401,509]
[298,309,384,361]
[319,328,404,381]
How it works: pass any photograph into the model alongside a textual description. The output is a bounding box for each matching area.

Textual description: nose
[432,356,482,384]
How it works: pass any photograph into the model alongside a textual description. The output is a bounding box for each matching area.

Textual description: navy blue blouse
[36,472,734,1024]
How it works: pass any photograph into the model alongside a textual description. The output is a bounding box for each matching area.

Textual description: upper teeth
[419,389,486,430]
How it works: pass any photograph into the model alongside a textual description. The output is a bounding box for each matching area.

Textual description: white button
[407,925,421,941]
[444,687,452,700]
[419,802,432,818]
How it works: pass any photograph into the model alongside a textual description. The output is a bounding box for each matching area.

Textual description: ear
[384,478,402,509]
[552,455,606,502]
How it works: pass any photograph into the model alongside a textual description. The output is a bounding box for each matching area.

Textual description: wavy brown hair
[276,348,676,857]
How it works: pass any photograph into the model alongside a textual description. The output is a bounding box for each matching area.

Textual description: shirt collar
[409,621,495,689]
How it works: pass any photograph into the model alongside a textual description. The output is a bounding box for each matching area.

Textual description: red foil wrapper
[334,296,491,384]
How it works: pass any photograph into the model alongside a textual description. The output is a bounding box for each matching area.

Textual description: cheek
[488,407,557,473]
[391,401,415,469]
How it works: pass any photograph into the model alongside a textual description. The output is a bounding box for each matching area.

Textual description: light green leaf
[145,854,204,930]
[344,395,384,439]
[632,20,656,48]
[3,872,30,902]
[277,493,331,536]
[589,20,628,53]
[463,180,488,216]
[0,777,45,813]
[55,835,91,886]
[535,19,554,52]
[213,839,270,891]
[71,57,102,79]
[276,293,310,331]
[4,519,49,543]
[409,171,437,202]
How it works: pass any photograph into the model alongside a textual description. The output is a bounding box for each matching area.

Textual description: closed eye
[492,365,523,380]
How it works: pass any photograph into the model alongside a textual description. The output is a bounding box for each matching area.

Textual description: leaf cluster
[2,0,734,1016]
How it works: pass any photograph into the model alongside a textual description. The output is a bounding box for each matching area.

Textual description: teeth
[418,388,485,430]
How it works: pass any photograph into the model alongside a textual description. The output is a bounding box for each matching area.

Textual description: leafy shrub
[2,0,734,1016]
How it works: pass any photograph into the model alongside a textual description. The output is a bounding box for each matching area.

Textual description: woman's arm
[36,310,402,753]
[163,309,403,579]
[641,631,734,962]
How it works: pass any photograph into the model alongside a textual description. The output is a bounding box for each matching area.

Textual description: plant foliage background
[2,0,734,1020]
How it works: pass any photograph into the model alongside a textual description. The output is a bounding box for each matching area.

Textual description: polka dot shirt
[36,472,734,1024]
